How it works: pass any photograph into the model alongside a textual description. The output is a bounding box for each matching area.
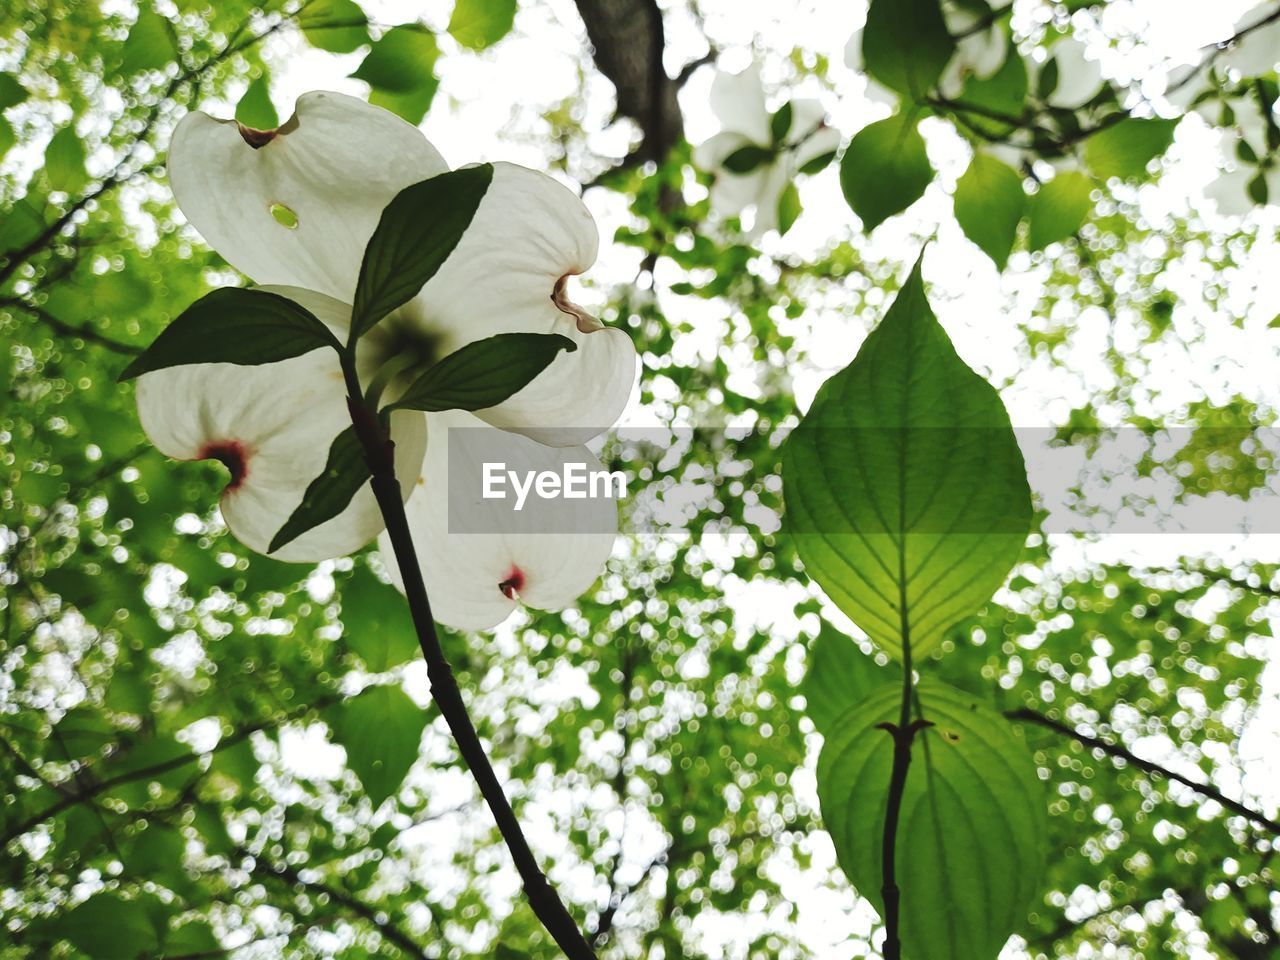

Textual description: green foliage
[860,0,954,99]
[119,8,177,76]
[1082,117,1178,181]
[801,624,892,734]
[340,565,420,670]
[300,0,370,53]
[43,125,86,194]
[327,685,429,808]
[953,153,1025,269]
[391,333,576,412]
[120,287,341,380]
[352,165,494,339]
[783,256,1032,661]
[839,113,933,230]
[1026,171,1093,250]
[353,24,441,123]
[448,0,518,51]
[818,680,1046,960]
[236,72,280,129]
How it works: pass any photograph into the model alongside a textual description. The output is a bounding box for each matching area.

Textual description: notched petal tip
[498,566,525,600]
[552,274,603,333]
[198,439,251,491]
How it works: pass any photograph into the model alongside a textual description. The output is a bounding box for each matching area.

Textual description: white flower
[693,65,841,238]
[938,0,1010,98]
[138,91,637,628]
[1044,36,1105,110]
[1202,129,1277,217]
[1222,6,1280,77]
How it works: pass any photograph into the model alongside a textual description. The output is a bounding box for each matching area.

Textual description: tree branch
[1006,707,1280,836]
[2,298,143,355]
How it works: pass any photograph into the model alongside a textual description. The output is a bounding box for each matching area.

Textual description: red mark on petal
[236,122,279,149]
[498,567,525,600]
[552,274,603,333]
[198,440,250,491]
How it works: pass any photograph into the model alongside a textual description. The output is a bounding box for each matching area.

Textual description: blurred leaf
[839,113,933,230]
[164,920,222,955]
[236,73,279,130]
[353,25,440,124]
[120,8,178,75]
[861,0,954,99]
[770,101,794,144]
[448,0,517,51]
[44,126,87,194]
[782,255,1032,661]
[777,180,801,234]
[722,144,772,174]
[300,0,370,53]
[1026,171,1093,250]
[390,332,576,412]
[45,893,163,959]
[802,624,893,734]
[1082,117,1177,181]
[340,565,418,670]
[954,152,1025,269]
[0,73,28,110]
[953,49,1028,139]
[328,685,428,808]
[818,680,1046,960]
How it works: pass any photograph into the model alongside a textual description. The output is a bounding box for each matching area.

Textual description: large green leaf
[352,25,440,124]
[268,425,370,554]
[300,0,370,53]
[840,114,934,231]
[120,8,177,75]
[817,680,1047,960]
[801,624,894,735]
[1026,171,1093,251]
[328,685,428,808]
[782,255,1032,661]
[120,287,340,380]
[235,73,279,130]
[44,126,87,194]
[350,164,493,339]
[1082,117,1177,181]
[860,0,955,99]
[953,153,1025,270]
[390,332,576,412]
[953,49,1029,139]
[340,565,419,671]
[46,892,163,959]
[448,0,518,50]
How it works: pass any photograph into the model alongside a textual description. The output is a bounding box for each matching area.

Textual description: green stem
[338,354,597,960]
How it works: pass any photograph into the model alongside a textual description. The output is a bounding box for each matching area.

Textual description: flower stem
[878,633,914,960]
[339,355,597,959]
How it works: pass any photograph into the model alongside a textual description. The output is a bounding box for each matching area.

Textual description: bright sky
[183,0,1280,955]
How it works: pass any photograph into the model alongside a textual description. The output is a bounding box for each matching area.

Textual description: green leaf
[353,25,440,124]
[782,255,1032,661]
[44,126,87,194]
[327,685,428,808]
[236,73,279,131]
[798,149,837,175]
[340,565,418,670]
[802,624,894,735]
[350,164,494,339]
[0,194,45,251]
[120,8,178,75]
[448,0,518,51]
[300,0,370,53]
[390,332,576,412]
[953,48,1028,139]
[770,101,794,144]
[164,920,222,955]
[120,287,340,380]
[1026,171,1093,251]
[777,180,801,235]
[49,893,163,959]
[954,153,1025,270]
[861,0,955,99]
[124,823,185,876]
[268,425,370,554]
[0,73,28,111]
[1082,117,1177,181]
[839,113,934,231]
[51,708,115,760]
[722,144,773,174]
[817,679,1046,960]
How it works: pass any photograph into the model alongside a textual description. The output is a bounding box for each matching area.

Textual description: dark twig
[1006,707,1280,836]
[339,358,596,959]
[2,298,143,355]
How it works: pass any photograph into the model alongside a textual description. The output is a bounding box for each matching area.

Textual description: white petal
[136,286,427,561]
[1222,16,1280,76]
[794,124,842,170]
[844,30,864,71]
[402,162,636,445]
[958,26,1008,80]
[710,65,771,144]
[1204,163,1256,217]
[710,167,770,218]
[1046,37,1104,109]
[746,163,791,239]
[379,411,617,630]
[168,90,448,302]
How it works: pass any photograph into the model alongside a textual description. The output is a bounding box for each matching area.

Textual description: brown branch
[2,298,143,355]
[1007,707,1280,836]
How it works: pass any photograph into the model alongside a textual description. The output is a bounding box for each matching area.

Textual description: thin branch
[2,298,143,355]
[340,358,597,959]
[1006,707,1280,836]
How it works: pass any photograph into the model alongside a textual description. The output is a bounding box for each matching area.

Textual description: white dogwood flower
[1222,4,1280,77]
[693,65,841,238]
[1044,36,1105,109]
[138,91,636,628]
[938,1,1009,97]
